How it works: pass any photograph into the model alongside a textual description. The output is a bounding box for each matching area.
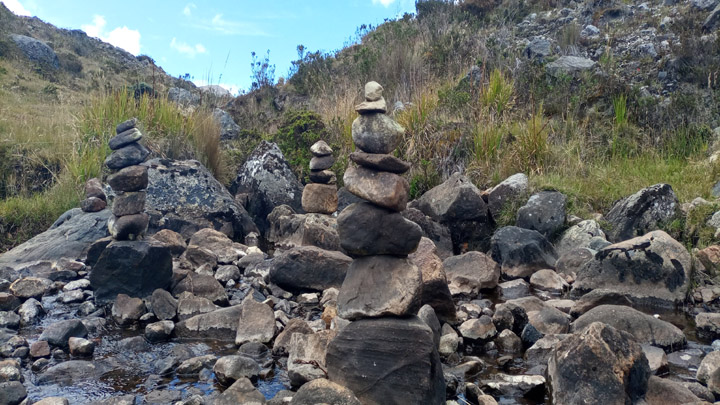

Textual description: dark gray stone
[112,191,146,216]
[604,184,679,243]
[516,191,567,238]
[269,246,351,293]
[349,152,410,174]
[309,155,335,171]
[115,118,137,134]
[490,226,557,279]
[10,34,59,68]
[104,142,150,170]
[38,319,88,349]
[0,381,26,405]
[108,128,143,150]
[338,202,422,257]
[107,165,148,192]
[213,108,240,141]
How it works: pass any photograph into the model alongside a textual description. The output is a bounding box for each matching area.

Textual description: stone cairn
[301,140,338,214]
[325,82,445,404]
[104,117,151,240]
[81,178,107,212]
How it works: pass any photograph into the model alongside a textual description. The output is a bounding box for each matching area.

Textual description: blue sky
[1,0,417,94]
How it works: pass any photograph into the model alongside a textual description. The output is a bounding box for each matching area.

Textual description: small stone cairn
[80,178,107,212]
[104,118,151,240]
[326,82,445,404]
[301,140,338,214]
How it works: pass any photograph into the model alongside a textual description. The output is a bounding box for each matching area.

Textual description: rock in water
[337,255,423,320]
[89,240,172,304]
[343,165,409,212]
[571,230,691,306]
[235,295,275,346]
[326,316,445,405]
[547,322,650,405]
[338,202,422,257]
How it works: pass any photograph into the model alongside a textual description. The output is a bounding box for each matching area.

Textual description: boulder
[214,377,266,405]
[529,269,568,294]
[442,251,501,297]
[68,337,95,357]
[176,293,217,321]
[546,56,596,76]
[326,316,445,405]
[0,381,26,405]
[337,255,423,320]
[10,34,59,68]
[38,319,88,349]
[645,376,703,404]
[269,246,351,293]
[150,288,177,320]
[0,208,110,269]
[292,379,361,405]
[555,220,606,256]
[569,289,635,318]
[351,113,405,154]
[338,202,422,256]
[571,231,691,307]
[572,305,686,351]
[90,239,173,304]
[604,184,679,243]
[696,350,720,386]
[145,320,174,342]
[235,295,275,345]
[111,294,146,325]
[213,108,240,141]
[409,237,456,322]
[459,316,498,341]
[9,276,51,299]
[343,166,409,212]
[490,226,558,279]
[172,272,228,305]
[151,229,187,256]
[547,322,650,404]
[516,191,567,238]
[402,208,453,259]
[174,305,242,341]
[273,318,314,355]
[229,141,303,235]
[696,312,720,340]
[213,355,260,386]
[416,172,492,253]
[168,87,200,107]
[266,205,340,251]
[555,247,595,275]
[487,173,529,220]
[287,330,336,386]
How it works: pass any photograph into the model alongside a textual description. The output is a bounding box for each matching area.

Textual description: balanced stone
[108,128,143,150]
[309,170,336,184]
[105,143,150,170]
[116,117,138,134]
[355,98,387,114]
[326,316,445,405]
[310,141,332,157]
[84,178,105,200]
[344,166,409,212]
[349,151,410,174]
[337,255,423,320]
[309,155,335,171]
[107,165,149,192]
[338,202,422,256]
[301,184,338,214]
[364,81,383,101]
[81,197,106,213]
[108,213,149,240]
[352,114,405,154]
[112,191,146,216]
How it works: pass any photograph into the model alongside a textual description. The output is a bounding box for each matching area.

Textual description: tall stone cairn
[301,140,338,214]
[104,117,151,240]
[326,82,445,405]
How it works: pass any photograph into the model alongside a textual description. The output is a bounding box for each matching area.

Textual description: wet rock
[269,246,351,293]
[150,288,177,320]
[90,239,172,304]
[172,272,228,305]
[145,320,174,342]
[556,220,606,256]
[696,312,720,340]
[337,255,422,320]
[230,141,302,235]
[30,340,51,358]
[34,397,69,405]
[0,381,26,405]
[177,354,217,377]
[459,316,498,341]
[490,226,557,279]
[571,231,691,307]
[287,330,336,387]
[214,377,266,405]
[111,293,146,325]
[326,316,445,405]
[604,184,679,243]
[697,350,720,387]
[351,113,404,154]
[0,293,20,312]
[572,305,686,351]
[0,359,22,382]
[409,237,456,322]
[529,269,568,294]
[213,355,260,386]
[487,173,529,220]
[516,191,566,238]
[338,202,422,256]
[39,319,88,349]
[343,165,409,212]
[547,322,650,404]
[175,305,242,341]
[443,251,501,297]
[37,360,104,385]
[18,297,44,325]
[9,276,52,299]
[235,295,275,346]
[68,337,95,357]
[292,379,361,405]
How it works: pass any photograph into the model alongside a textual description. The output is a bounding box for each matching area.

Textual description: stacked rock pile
[326,82,445,404]
[80,178,107,212]
[104,118,151,240]
[301,140,338,214]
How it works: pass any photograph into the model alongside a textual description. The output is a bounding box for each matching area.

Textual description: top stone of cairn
[356,81,387,114]
[365,81,383,102]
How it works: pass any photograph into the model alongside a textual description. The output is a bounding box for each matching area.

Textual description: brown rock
[84,178,105,200]
[343,165,409,212]
[151,229,187,256]
[112,191,146,216]
[81,197,107,213]
[107,165,149,192]
[349,151,411,174]
[301,184,338,214]
[409,237,456,323]
[108,213,149,240]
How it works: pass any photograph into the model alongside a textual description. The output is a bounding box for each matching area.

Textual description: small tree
[250,50,275,91]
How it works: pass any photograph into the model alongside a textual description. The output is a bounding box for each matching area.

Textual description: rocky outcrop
[490,226,558,279]
[516,191,566,238]
[10,34,59,68]
[604,184,679,243]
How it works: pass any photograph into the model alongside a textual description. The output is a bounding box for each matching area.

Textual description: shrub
[273,110,329,181]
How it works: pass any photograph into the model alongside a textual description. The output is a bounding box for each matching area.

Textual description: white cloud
[82,15,141,55]
[183,3,195,16]
[190,13,268,36]
[372,0,396,6]
[170,37,207,58]
[1,0,31,16]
